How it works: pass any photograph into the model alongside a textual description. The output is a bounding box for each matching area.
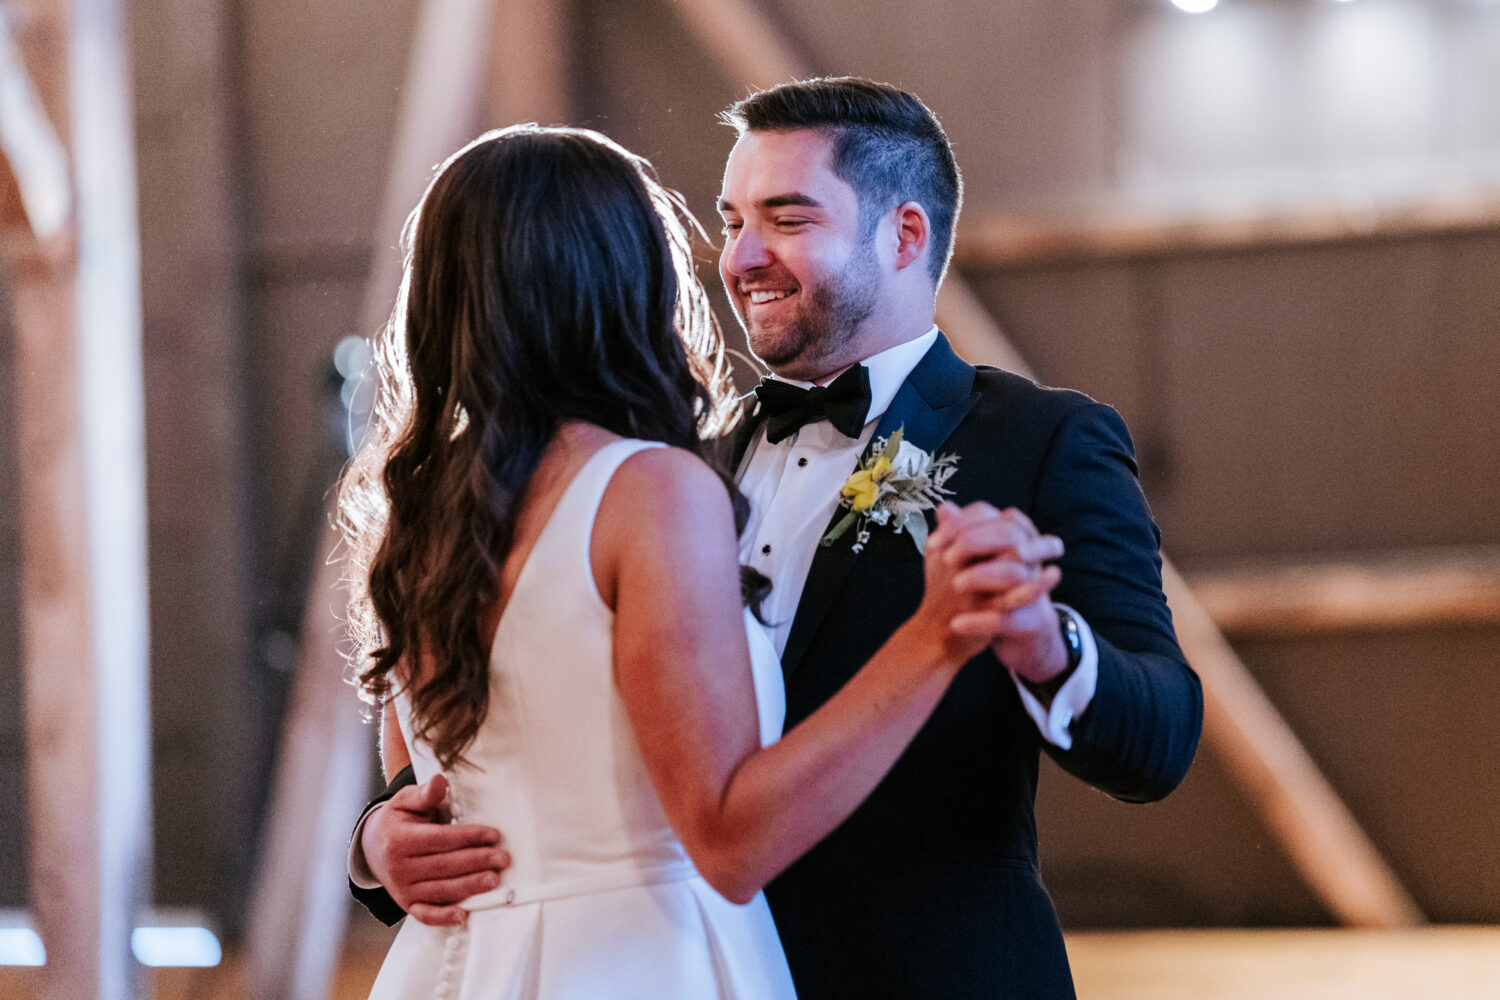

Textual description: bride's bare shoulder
[590,443,738,607]
[606,444,731,527]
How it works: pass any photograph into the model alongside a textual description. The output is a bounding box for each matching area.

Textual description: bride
[340,124,1060,999]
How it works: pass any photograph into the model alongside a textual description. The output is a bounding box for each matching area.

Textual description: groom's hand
[937,504,1068,684]
[364,773,510,926]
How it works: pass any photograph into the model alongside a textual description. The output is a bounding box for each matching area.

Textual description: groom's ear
[892,201,931,273]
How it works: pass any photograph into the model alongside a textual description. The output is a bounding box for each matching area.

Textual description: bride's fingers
[949,610,1009,638]
[1014,534,1063,565]
[954,559,1037,593]
[928,502,998,554]
[955,566,1062,614]
[988,566,1062,610]
[952,551,1064,595]
[924,502,965,561]
[949,567,1064,640]
[1000,507,1041,538]
[940,511,1061,569]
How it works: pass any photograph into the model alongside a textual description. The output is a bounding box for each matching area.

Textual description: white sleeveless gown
[367,439,797,1000]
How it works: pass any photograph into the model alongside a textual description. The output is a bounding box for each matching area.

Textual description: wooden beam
[933,270,1032,377]
[1163,562,1425,928]
[12,250,102,1000]
[1185,547,1500,637]
[953,188,1500,269]
[6,0,153,994]
[130,0,257,927]
[486,0,571,126]
[1067,926,1500,1000]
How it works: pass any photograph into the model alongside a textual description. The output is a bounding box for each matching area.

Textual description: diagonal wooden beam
[355,0,496,341]
[0,13,70,240]
[667,0,804,94]
[244,517,371,1000]
[1161,561,1426,928]
[486,0,573,126]
[666,0,1422,930]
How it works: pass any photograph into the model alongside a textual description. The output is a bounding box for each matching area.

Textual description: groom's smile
[745,287,795,305]
[717,128,883,382]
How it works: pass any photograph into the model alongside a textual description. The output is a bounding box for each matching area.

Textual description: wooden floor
[1067,927,1500,1000]
[3,926,1497,998]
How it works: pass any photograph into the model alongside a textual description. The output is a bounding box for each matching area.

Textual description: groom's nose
[723,226,772,276]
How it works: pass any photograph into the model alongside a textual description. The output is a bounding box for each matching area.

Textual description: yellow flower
[840,457,892,511]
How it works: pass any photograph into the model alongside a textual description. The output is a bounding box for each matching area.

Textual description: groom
[350,78,1202,998]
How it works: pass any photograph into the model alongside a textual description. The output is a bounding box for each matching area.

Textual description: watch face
[1058,610,1083,670]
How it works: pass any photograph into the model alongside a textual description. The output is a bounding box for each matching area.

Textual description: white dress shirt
[737,327,1098,749]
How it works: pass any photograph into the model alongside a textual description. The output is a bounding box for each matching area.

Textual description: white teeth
[747,289,791,304]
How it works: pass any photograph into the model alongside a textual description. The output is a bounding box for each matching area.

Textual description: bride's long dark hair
[340,125,748,769]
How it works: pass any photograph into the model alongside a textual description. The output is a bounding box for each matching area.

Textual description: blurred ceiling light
[1171,0,1218,11]
[0,928,45,966]
[131,926,222,967]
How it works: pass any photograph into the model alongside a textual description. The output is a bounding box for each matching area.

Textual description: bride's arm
[597,446,1054,904]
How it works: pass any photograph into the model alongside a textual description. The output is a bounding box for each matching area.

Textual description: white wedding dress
[367,438,797,1000]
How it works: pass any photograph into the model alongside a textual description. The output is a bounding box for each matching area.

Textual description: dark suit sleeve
[1030,402,1203,802]
[348,764,416,925]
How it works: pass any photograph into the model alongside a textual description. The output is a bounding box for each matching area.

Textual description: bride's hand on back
[915,501,1064,667]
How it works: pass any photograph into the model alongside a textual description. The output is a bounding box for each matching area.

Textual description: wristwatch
[1056,607,1083,673]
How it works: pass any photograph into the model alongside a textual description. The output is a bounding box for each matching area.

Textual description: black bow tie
[753,365,872,444]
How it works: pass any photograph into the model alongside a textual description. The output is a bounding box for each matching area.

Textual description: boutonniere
[820,426,959,554]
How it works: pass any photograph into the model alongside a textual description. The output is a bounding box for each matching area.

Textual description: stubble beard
[747,241,880,380]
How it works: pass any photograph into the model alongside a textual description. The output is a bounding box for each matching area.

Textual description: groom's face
[717,128,884,383]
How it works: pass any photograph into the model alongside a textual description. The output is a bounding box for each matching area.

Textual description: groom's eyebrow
[717,193,825,214]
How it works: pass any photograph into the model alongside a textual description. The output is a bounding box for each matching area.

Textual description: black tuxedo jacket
[745,334,1202,999]
[350,335,1203,999]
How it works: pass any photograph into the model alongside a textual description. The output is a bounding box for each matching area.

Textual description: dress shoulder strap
[553,437,666,528]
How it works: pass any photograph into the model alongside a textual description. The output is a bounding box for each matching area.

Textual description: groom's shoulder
[969,364,1104,428]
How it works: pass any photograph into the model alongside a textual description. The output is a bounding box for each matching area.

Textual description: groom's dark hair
[721,77,963,286]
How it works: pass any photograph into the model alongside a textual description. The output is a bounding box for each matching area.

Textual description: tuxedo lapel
[779,334,980,680]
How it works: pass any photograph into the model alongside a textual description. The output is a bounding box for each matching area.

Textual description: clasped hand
[917,501,1068,684]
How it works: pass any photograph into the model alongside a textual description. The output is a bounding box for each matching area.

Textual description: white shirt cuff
[1009,603,1099,751]
[348,801,386,890]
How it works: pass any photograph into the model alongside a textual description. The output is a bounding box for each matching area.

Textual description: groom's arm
[1028,401,1204,802]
